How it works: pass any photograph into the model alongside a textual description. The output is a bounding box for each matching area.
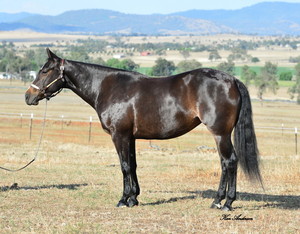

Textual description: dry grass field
[1,31,300,68]
[0,77,299,233]
[0,30,300,233]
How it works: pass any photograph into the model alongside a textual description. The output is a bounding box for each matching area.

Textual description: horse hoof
[116,200,128,208]
[128,198,139,207]
[210,202,222,209]
[221,205,232,211]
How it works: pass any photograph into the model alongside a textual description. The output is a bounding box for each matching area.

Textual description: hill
[0,9,234,35]
[174,2,300,35]
[0,2,300,35]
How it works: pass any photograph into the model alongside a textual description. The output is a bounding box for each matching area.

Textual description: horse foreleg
[113,134,140,207]
[128,139,140,207]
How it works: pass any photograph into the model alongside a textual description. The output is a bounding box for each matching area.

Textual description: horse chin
[32,100,40,106]
[25,93,41,106]
[26,98,40,106]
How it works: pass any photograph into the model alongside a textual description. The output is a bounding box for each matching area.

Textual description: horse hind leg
[211,156,227,209]
[211,134,238,211]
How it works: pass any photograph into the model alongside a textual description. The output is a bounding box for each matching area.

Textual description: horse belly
[133,112,200,139]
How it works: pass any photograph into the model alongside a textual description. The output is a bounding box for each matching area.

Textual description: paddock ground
[0,80,299,233]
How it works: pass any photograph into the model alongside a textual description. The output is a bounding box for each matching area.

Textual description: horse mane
[68,59,144,77]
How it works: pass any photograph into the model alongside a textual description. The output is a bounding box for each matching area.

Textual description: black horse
[25,49,262,211]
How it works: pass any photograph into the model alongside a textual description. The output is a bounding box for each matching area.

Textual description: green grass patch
[278,80,295,87]
[138,66,297,88]
[137,67,152,75]
[234,66,296,77]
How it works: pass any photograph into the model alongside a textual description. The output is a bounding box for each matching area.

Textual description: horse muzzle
[25,87,41,105]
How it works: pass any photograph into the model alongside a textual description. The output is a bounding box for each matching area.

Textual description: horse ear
[46,48,60,60]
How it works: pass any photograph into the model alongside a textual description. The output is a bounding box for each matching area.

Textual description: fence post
[61,115,64,130]
[295,127,298,155]
[20,113,23,128]
[281,123,284,136]
[29,113,33,139]
[88,116,92,142]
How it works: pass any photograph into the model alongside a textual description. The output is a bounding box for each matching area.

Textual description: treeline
[30,37,300,61]
[1,39,300,103]
[149,58,300,103]
[68,37,300,52]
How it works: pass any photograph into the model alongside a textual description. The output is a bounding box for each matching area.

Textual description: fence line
[0,112,298,131]
[0,112,298,132]
[0,112,299,154]
[0,112,98,122]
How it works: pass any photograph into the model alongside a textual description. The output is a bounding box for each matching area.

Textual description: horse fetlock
[116,197,138,208]
[210,202,222,209]
[116,199,128,208]
[128,197,139,207]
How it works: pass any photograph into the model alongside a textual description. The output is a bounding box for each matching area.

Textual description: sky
[1,0,300,15]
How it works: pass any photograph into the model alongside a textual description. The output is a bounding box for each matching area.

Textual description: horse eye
[41,68,51,74]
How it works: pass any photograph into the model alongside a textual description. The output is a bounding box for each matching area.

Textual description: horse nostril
[25,92,31,103]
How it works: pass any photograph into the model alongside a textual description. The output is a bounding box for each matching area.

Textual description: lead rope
[0,99,48,172]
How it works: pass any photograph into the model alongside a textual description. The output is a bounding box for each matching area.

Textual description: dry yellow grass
[0,79,299,233]
[0,142,299,233]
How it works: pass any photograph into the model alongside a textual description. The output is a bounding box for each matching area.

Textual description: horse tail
[234,79,263,187]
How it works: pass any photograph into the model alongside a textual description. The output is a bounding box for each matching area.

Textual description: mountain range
[1,2,300,35]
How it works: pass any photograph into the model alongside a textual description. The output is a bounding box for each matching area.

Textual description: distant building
[140,51,151,56]
[113,54,125,59]
[0,73,12,79]
[28,71,37,80]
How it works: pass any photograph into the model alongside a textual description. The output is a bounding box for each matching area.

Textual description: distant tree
[34,48,49,68]
[121,59,139,71]
[279,71,293,81]
[288,63,300,104]
[21,71,32,85]
[24,49,39,71]
[289,56,300,63]
[176,59,202,73]
[179,49,190,59]
[155,49,166,56]
[0,41,14,48]
[150,58,175,76]
[251,57,260,63]
[93,57,106,66]
[12,56,32,74]
[208,50,221,61]
[241,65,257,87]
[105,58,122,69]
[216,61,235,76]
[227,48,250,62]
[255,62,279,102]
[0,48,17,72]
[114,36,125,47]
[105,58,139,71]
[67,46,90,62]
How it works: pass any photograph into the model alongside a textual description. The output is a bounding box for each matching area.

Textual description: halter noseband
[30,59,65,100]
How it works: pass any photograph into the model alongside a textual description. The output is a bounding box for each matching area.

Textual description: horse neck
[64,60,108,108]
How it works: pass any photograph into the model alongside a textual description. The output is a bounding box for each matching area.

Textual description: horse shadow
[142,189,300,210]
[0,183,88,191]
[1,184,298,210]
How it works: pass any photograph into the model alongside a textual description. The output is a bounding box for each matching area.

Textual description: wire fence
[0,112,299,155]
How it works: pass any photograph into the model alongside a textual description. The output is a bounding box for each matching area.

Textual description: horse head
[25,48,65,105]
